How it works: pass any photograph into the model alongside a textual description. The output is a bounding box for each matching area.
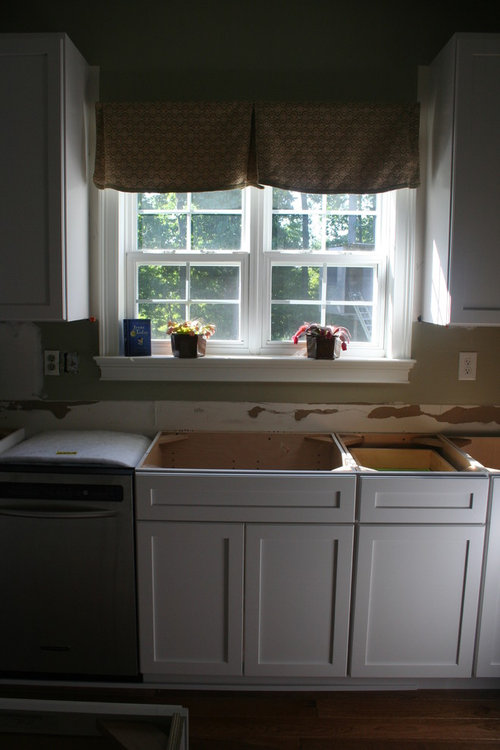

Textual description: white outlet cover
[458,352,477,381]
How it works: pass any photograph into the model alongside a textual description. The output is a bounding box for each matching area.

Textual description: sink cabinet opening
[140,432,346,471]
[337,433,481,473]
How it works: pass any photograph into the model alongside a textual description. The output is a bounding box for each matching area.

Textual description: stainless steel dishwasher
[0,430,151,680]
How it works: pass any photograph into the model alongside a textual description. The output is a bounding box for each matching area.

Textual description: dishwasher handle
[0,506,118,519]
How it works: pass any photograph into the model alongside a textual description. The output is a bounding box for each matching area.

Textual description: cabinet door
[351,525,485,677]
[448,35,500,325]
[476,475,500,676]
[244,524,354,677]
[0,33,90,320]
[136,521,244,677]
[422,33,500,326]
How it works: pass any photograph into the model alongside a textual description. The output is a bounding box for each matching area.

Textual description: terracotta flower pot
[306,334,336,359]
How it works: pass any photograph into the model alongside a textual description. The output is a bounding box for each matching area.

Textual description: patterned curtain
[93,101,257,192]
[93,101,419,194]
[254,102,420,193]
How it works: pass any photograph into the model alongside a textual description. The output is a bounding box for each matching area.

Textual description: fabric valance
[93,101,420,194]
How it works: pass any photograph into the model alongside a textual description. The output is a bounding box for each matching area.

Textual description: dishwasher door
[0,473,139,678]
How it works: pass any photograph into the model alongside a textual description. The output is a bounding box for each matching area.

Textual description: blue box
[123,319,151,356]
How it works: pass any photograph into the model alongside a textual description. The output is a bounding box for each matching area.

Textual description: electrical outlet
[44,350,60,376]
[458,352,477,381]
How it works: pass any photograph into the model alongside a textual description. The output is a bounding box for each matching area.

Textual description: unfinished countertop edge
[94,356,416,384]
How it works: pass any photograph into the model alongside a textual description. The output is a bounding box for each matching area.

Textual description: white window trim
[92,187,416,383]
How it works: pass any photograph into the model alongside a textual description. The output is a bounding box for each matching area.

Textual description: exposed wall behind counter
[0,319,498,412]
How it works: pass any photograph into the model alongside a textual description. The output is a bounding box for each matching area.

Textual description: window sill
[94,355,415,383]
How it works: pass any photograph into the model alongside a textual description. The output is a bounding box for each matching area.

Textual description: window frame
[93,186,416,382]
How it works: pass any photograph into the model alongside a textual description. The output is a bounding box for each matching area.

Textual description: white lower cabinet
[244,524,353,677]
[137,520,354,679]
[476,475,500,676]
[136,521,244,676]
[350,524,485,678]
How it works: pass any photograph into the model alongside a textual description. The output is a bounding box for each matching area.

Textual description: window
[129,191,245,346]
[95,185,415,381]
[121,186,410,358]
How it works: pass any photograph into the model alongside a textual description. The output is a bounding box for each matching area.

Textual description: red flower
[292,323,351,350]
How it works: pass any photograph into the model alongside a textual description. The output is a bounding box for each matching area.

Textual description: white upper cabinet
[0,33,95,321]
[421,33,500,326]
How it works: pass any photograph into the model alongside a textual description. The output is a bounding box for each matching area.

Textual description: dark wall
[3,0,500,101]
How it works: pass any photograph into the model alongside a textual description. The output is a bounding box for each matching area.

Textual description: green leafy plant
[166,319,216,338]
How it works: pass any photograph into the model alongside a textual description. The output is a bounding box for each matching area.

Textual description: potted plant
[292,323,351,360]
[167,319,216,358]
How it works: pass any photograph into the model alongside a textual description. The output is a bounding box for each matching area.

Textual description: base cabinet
[476,475,500,676]
[137,521,354,680]
[244,524,353,677]
[350,525,485,678]
[136,522,244,676]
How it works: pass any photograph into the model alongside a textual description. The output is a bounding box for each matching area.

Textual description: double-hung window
[94,100,418,380]
[120,186,412,363]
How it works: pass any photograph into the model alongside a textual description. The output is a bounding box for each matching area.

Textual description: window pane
[191,190,241,210]
[138,303,185,339]
[138,265,186,300]
[272,266,320,300]
[326,214,375,249]
[272,189,322,211]
[190,303,239,340]
[191,265,240,300]
[272,215,322,250]
[138,193,188,210]
[191,215,242,250]
[138,214,187,250]
[326,267,374,301]
[326,304,372,343]
[326,194,376,211]
[271,303,322,341]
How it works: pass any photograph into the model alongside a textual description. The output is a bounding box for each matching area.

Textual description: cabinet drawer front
[135,472,356,522]
[358,475,488,523]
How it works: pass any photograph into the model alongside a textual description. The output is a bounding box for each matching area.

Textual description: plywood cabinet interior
[421,33,500,326]
[0,33,95,321]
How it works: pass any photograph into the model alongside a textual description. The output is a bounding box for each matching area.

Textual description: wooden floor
[1,686,500,749]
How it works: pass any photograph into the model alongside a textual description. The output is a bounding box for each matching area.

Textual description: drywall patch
[0,400,97,420]
[368,405,424,420]
[294,408,339,422]
[248,406,267,419]
[368,403,500,427]
[435,405,500,425]
[248,405,341,422]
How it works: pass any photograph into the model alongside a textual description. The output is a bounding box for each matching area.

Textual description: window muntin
[126,187,391,356]
[135,261,241,340]
[270,264,376,343]
[271,190,377,252]
[137,191,244,252]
